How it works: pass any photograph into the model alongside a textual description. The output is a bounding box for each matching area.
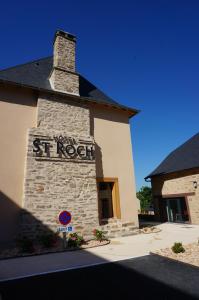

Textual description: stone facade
[50,69,79,95]
[0,25,141,252]
[37,95,90,135]
[21,92,138,239]
[22,94,99,238]
[99,218,138,238]
[54,31,76,72]
[151,168,199,224]
[18,29,139,240]
[50,30,79,95]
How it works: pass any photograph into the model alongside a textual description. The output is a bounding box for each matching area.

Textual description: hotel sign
[32,135,95,161]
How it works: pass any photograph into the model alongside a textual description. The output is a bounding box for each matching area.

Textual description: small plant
[93,229,105,242]
[171,242,185,254]
[16,237,34,253]
[67,232,84,248]
[38,233,58,248]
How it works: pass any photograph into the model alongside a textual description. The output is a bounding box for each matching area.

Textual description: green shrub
[16,237,34,253]
[171,242,185,254]
[67,233,84,248]
[93,229,106,242]
[38,233,58,248]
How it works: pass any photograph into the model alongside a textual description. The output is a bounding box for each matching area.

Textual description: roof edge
[145,165,199,180]
[0,56,52,73]
[0,78,140,117]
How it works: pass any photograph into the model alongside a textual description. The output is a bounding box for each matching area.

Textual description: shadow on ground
[1,254,199,300]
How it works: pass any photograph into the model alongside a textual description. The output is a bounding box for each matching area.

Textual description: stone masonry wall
[50,31,79,95]
[152,168,199,224]
[22,94,99,239]
[54,34,76,72]
[37,95,90,134]
[50,69,79,95]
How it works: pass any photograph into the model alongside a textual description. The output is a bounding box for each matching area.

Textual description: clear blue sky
[1,0,199,190]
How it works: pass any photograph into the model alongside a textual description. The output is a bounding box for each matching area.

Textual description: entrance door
[98,182,114,219]
[165,198,189,222]
[97,178,121,221]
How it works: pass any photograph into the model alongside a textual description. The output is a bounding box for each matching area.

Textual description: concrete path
[1,222,199,281]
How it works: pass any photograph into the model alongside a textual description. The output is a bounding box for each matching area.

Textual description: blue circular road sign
[59,211,72,226]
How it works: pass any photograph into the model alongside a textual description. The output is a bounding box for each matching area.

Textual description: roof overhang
[0,78,140,118]
[145,166,199,181]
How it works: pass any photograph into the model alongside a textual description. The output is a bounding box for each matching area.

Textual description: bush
[16,237,34,253]
[38,233,58,248]
[93,229,106,242]
[67,233,84,248]
[171,242,185,254]
[136,186,153,212]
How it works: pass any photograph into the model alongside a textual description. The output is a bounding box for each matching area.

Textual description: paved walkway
[1,222,199,281]
[2,255,199,299]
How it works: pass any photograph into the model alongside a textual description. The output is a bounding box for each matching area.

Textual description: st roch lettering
[33,137,95,160]
[33,138,52,155]
[77,146,85,157]
[33,138,41,153]
[56,141,94,159]
[57,141,65,156]
[65,145,76,156]
[86,146,94,159]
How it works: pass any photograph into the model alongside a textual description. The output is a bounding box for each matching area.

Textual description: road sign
[57,226,74,233]
[59,210,71,226]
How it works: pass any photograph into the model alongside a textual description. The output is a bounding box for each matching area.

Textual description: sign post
[58,210,72,248]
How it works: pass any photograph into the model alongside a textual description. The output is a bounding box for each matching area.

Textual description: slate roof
[145,133,199,179]
[0,56,139,115]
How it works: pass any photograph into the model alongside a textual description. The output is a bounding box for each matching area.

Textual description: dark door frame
[156,193,194,224]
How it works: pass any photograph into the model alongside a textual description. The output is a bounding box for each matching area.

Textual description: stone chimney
[50,30,79,95]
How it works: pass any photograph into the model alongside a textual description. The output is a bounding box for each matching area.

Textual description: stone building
[145,133,199,224]
[0,30,139,242]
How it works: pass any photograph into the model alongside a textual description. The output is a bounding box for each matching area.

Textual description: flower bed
[0,229,110,260]
[153,242,199,267]
[0,239,110,260]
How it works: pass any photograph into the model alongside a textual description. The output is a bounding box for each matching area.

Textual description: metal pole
[63,232,68,249]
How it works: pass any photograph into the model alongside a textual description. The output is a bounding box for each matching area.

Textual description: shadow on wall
[90,109,104,222]
[89,102,129,135]
[89,106,104,178]
[151,178,167,222]
[95,143,104,178]
[0,84,37,106]
[0,190,62,249]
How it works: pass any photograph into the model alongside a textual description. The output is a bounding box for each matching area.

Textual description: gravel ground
[154,242,199,267]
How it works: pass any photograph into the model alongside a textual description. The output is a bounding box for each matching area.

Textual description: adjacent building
[145,133,199,224]
[0,30,139,242]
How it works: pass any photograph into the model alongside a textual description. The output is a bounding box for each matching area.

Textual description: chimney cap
[54,30,76,43]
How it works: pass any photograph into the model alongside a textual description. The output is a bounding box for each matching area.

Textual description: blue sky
[0,0,199,190]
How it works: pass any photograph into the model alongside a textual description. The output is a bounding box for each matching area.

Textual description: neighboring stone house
[145,133,199,224]
[0,30,139,242]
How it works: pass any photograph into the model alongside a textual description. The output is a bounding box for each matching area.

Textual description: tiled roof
[0,56,139,115]
[145,133,199,179]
